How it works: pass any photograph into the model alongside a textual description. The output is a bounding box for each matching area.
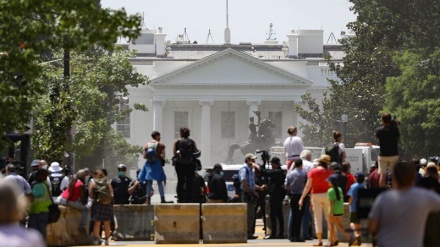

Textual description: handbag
[45,184,61,224]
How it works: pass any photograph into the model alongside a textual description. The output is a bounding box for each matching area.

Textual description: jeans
[146,180,165,198]
[290,194,304,240]
[56,197,90,228]
[28,212,49,240]
[301,195,311,239]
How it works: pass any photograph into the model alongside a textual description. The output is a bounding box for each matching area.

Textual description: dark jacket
[208,173,228,202]
[261,168,286,202]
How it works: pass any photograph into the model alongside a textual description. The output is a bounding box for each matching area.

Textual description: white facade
[121,29,341,179]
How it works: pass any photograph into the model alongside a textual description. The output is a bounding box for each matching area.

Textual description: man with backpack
[48,162,69,198]
[173,127,198,203]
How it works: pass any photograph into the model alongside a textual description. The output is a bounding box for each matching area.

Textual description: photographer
[375,113,400,188]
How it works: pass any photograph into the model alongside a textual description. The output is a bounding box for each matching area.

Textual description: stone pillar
[199,100,213,167]
[155,28,167,57]
[246,100,261,120]
[151,100,166,133]
[287,31,299,58]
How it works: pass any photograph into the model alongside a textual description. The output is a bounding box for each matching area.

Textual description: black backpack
[49,174,65,197]
[177,138,194,164]
[325,142,342,164]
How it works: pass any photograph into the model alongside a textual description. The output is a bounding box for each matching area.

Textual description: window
[268,111,282,138]
[132,33,155,44]
[174,111,189,138]
[117,113,130,138]
[221,111,235,138]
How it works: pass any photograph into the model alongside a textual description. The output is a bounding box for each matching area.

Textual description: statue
[226,111,276,163]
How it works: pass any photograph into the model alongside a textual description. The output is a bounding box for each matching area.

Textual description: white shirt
[283,136,304,159]
[49,172,69,191]
[301,159,314,173]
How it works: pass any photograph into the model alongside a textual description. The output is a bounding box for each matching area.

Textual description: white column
[199,100,213,167]
[246,100,261,119]
[287,32,299,57]
[151,100,166,133]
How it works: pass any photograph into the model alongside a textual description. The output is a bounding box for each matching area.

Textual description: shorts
[378,155,399,174]
[350,212,360,224]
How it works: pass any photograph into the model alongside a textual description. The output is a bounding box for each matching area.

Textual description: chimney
[287,30,299,58]
[155,27,166,57]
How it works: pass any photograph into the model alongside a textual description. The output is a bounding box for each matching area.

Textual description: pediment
[151,48,313,87]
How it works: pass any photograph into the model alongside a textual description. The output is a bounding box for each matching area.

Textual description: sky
[101,0,356,44]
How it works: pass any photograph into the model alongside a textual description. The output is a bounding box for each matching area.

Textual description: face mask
[220,171,224,177]
[118,171,125,177]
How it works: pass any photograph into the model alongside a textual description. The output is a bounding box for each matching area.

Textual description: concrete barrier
[202,203,247,243]
[47,205,93,246]
[154,204,200,244]
[113,204,154,241]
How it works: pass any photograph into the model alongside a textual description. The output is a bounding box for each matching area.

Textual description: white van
[345,143,379,173]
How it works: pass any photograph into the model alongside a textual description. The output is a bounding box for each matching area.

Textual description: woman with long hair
[89,169,113,245]
[326,174,351,246]
[299,154,333,246]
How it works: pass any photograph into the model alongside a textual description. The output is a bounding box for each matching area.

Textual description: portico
[148,49,313,166]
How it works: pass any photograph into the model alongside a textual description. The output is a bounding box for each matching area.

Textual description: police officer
[111,164,132,204]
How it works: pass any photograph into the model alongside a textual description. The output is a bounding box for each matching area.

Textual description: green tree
[33,49,147,168]
[0,0,141,149]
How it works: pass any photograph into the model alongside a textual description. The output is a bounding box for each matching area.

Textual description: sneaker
[104,238,109,245]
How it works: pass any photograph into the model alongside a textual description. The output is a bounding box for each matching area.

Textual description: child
[327,174,352,246]
[347,172,366,246]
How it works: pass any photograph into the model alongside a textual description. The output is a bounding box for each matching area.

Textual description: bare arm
[368,218,380,235]
[128,180,139,195]
[348,196,353,206]
[88,181,95,199]
[173,141,177,156]
[299,177,312,207]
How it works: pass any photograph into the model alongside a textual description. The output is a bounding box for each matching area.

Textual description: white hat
[420,158,428,166]
[49,162,63,173]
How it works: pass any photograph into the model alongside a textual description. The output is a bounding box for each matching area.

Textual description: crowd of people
[1,113,440,246]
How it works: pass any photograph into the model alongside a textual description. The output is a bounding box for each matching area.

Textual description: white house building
[118,27,346,179]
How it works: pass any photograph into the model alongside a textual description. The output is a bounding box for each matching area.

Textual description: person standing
[240,153,265,240]
[173,127,198,203]
[375,113,400,188]
[89,169,113,246]
[342,162,355,201]
[325,131,346,165]
[207,164,228,203]
[26,160,41,185]
[285,159,306,242]
[3,164,31,196]
[0,182,45,247]
[48,162,69,198]
[368,162,380,188]
[347,172,366,246]
[261,157,286,239]
[299,154,333,246]
[28,169,51,240]
[284,126,304,171]
[368,161,440,247]
[139,131,171,204]
[111,164,132,205]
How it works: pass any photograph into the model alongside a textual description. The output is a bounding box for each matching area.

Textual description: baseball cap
[355,172,365,179]
[117,164,127,170]
[326,174,338,184]
[30,159,40,167]
[245,153,257,160]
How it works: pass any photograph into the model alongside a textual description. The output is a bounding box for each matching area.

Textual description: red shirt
[61,180,83,201]
[308,167,333,194]
[345,172,355,194]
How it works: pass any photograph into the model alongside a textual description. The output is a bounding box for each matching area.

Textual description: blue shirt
[284,168,306,194]
[239,164,255,191]
[3,173,32,195]
[347,182,365,212]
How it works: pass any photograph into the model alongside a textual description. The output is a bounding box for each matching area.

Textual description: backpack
[146,142,159,162]
[176,138,194,164]
[49,174,65,197]
[94,179,112,205]
[325,142,342,164]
